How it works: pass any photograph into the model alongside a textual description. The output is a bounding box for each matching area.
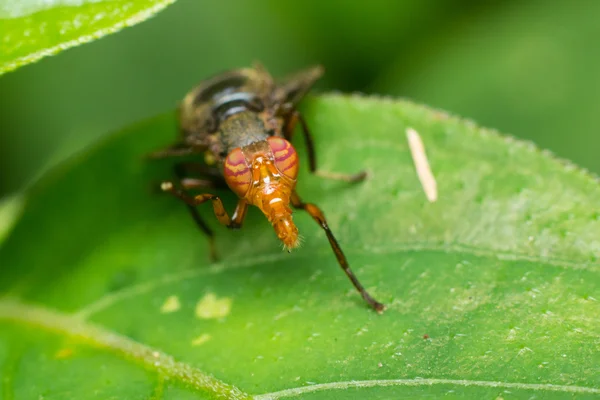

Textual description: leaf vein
[0,298,250,400]
[75,241,598,319]
[253,378,600,399]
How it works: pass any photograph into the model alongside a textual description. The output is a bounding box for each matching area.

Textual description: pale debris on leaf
[160,295,181,313]
[191,333,212,346]
[406,127,438,202]
[195,292,232,319]
[54,348,73,359]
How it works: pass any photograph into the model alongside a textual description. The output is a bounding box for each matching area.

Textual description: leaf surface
[1,94,599,399]
[0,0,176,75]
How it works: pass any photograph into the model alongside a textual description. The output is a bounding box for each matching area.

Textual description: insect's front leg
[171,163,219,261]
[175,162,226,184]
[290,191,385,313]
[161,163,249,261]
[282,109,366,183]
[160,182,246,229]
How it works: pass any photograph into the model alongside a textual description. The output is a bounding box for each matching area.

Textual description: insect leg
[170,163,223,261]
[284,110,366,183]
[230,200,249,229]
[290,191,385,313]
[177,165,250,229]
[161,182,239,227]
[283,109,317,172]
[180,177,216,190]
[175,162,226,184]
[148,142,196,159]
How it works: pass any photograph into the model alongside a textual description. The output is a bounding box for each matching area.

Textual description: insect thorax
[217,111,271,156]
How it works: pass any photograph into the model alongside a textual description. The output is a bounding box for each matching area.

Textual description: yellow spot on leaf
[195,292,232,319]
[191,333,212,346]
[160,295,181,313]
[54,348,73,359]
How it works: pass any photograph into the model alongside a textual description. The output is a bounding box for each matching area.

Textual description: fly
[151,63,385,313]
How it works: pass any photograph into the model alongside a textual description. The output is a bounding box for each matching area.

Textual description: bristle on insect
[281,233,304,252]
[272,215,300,251]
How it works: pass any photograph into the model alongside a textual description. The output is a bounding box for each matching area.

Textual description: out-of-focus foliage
[0,0,598,196]
[374,0,600,180]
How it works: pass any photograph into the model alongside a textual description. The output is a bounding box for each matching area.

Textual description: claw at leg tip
[355,170,369,182]
[373,302,386,314]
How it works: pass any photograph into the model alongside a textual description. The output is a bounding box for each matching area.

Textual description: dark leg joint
[314,169,368,184]
[227,222,242,230]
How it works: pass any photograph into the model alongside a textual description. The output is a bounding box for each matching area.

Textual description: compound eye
[267,137,299,180]
[224,148,251,197]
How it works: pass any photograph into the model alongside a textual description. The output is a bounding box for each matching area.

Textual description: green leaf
[1,94,599,399]
[373,0,600,178]
[0,0,176,76]
[0,194,24,246]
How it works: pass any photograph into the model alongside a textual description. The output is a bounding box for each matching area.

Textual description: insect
[151,63,385,312]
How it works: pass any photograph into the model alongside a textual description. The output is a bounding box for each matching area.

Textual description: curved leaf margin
[0,0,177,75]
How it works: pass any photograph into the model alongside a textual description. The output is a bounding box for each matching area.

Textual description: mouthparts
[258,195,299,251]
[272,213,300,251]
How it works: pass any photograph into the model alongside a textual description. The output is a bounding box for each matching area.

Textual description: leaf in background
[374,0,600,176]
[0,95,599,398]
[0,0,177,75]
[0,194,24,245]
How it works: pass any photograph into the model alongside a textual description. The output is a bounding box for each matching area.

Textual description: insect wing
[272,65,324,108]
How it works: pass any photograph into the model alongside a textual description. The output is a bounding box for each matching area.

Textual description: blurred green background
[1,0,599,197]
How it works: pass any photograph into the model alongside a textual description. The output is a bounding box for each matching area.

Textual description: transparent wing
[272,65,324,108]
